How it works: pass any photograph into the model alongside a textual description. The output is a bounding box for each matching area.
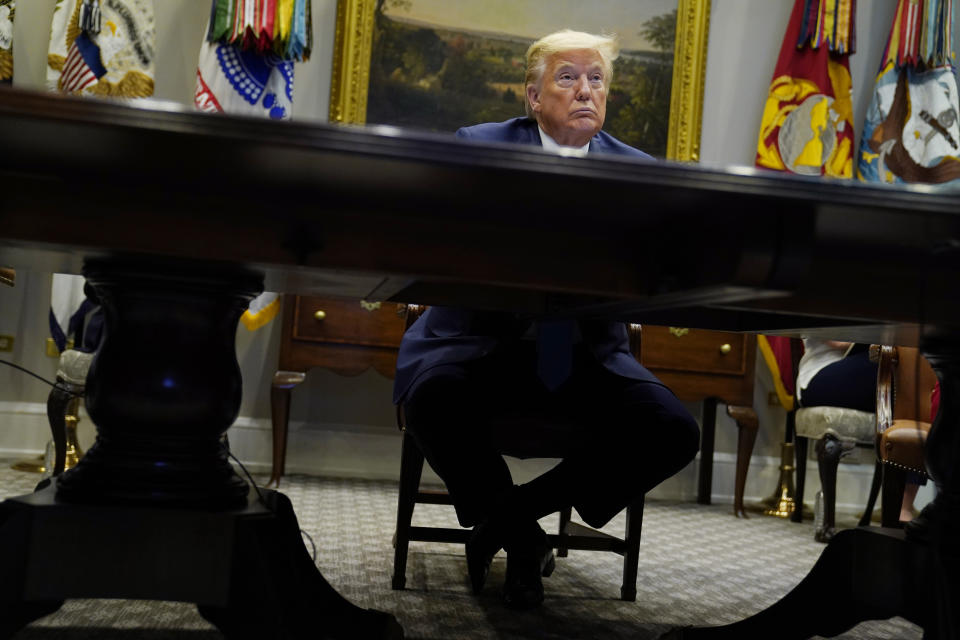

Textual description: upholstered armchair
[874,345,936,527]
[793,344,936,541]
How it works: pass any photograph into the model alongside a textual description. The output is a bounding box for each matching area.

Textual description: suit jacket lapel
[523,119,543,147]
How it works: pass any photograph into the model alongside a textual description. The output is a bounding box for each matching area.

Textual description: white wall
[0,0,935,513]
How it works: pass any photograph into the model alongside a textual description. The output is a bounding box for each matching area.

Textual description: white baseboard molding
[0,405,897,514]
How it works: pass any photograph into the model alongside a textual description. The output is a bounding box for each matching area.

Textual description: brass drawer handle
[360,300,382,311]
[668,327,689,338]
[314,310,327,321]
[719,343,732,355]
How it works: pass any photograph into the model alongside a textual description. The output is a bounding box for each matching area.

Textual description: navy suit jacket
[393,118,659,404]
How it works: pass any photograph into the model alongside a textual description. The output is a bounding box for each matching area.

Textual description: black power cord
[0,358,83,398]
[225,436,318,562]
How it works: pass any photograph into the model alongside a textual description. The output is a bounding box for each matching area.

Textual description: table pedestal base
[662,526,955,639]
[0,485,402,639]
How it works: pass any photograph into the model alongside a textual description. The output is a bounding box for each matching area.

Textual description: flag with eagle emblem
[756,0,857,178]
[857,0,960,186]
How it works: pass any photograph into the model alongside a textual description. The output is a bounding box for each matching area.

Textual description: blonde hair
[524,30,619,118]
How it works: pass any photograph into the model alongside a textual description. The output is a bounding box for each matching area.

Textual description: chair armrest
[876,345,896,439]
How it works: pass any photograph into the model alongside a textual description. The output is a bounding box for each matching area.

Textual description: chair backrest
[875,345,937,475]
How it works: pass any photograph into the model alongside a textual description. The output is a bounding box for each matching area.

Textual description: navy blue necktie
[536,319,575,391]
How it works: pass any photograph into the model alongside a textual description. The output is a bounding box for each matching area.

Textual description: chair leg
[556,507,571,558]
[792,436,809,523]
[620,496,644,602]
[858,460,883,527]
[880,464,907,528]
[392,431,425,590]
[815,435,843,542]
[697,398,718,505]
[45,383,72,477]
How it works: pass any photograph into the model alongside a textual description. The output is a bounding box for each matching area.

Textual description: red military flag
[756,0,857,178]
[758,336,800,412]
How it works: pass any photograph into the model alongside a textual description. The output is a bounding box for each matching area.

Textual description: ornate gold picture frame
[329,0,710,162]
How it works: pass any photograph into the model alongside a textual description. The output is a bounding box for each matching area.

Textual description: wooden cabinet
[270,297,758,515]
[638,326,758,516]
[278,295,406,378]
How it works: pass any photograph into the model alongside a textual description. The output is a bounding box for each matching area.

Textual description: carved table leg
[268,371,306,488]
[0,258,403,638]
[727,405,758,518]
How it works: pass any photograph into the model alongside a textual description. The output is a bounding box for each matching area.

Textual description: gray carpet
[0,464,921,639]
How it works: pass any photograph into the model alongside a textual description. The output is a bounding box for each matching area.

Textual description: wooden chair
[786,338,882,540]
[391,305,644,602]
[45,349,92,477]
[792,343,935,540]
[793,403,880,541]
[44,301,102,480]
[874,345,936,527]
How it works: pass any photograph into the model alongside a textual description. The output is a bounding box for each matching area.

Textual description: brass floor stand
[10,456,45,474]
[10,400,85,475]
[747,441,813,519]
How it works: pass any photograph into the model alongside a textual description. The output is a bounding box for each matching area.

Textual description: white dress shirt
[537,126,590,157]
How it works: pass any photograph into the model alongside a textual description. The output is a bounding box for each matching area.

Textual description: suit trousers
[401,341,700,529]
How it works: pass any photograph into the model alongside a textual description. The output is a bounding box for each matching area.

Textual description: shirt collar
[537,125,591,157]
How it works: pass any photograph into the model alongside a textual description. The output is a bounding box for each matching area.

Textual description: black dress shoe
[466,519,503,594]
[501,525,555,610]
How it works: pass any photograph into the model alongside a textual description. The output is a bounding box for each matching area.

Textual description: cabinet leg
[268,372,305,488]
[727,405,758,518]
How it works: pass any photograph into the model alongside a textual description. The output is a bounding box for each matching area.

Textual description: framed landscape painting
[329,0,710,161]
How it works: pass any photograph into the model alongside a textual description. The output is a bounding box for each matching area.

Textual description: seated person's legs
[401,363,514,529]
[506,365,700,530]
[401,347,700,610]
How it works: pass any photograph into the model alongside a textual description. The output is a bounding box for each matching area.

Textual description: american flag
[60,32,106,93]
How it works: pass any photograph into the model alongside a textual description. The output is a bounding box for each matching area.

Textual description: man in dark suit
[394,29,700,609]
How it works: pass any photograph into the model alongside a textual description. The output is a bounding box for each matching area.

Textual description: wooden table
[0,89,956,640]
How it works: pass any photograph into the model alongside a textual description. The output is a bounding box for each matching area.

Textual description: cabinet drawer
[292,296,406,348]
[640,326,747,376]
